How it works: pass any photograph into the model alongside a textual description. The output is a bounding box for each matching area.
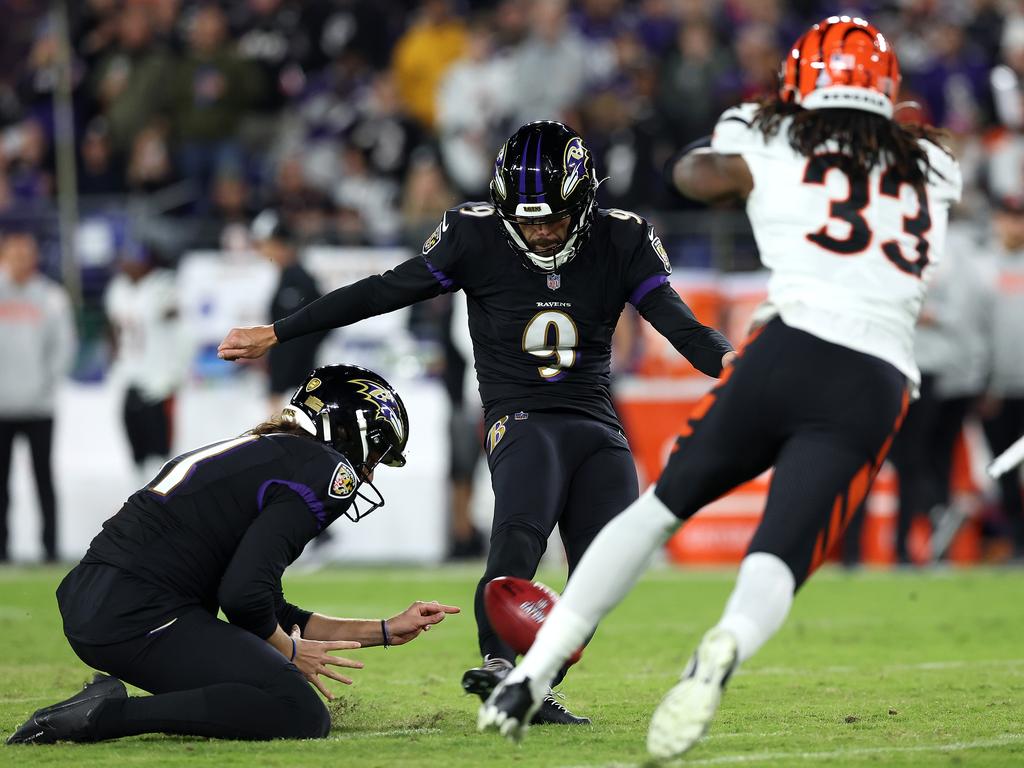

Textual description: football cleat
[7,673,127,745]
[461,655,513,701]
[477,677,540,741]
[646,627,738,760]
[464,656,590,728]
[533,690,590,726]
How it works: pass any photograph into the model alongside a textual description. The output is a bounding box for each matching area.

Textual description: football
[483,576,583,665]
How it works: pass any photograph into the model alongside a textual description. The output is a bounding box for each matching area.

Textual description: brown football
[483,576,583,665]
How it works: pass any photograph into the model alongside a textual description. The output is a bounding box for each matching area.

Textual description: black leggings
[69,608,330,741]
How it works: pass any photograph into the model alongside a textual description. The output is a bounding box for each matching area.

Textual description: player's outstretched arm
[302,601,460,647]
[671,149,753,205]
[218,323,278,361]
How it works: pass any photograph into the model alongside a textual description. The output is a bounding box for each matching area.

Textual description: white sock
[714,552,795,663]
[517,486,681,686]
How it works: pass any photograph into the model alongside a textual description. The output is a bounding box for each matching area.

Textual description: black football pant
[475,411,638,668]
[983,397,1024,551]
[67,607,329,741]
[0,417,57,561]
[123,388,174,466]
[654,319,908,589]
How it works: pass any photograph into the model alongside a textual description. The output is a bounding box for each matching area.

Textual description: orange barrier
[617,274,982,566]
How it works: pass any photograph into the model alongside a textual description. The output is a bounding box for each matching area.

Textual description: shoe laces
[542,688,570,713]
[481,655,513,672]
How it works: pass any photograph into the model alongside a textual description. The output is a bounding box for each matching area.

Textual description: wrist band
[290,637,297,661]
[381,619,391,648]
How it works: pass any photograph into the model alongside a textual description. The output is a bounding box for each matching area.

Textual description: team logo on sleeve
[561,138,588,199]
[329,460,358,499]
[649,227,672,274]
[487,416,508,454]
[422,222,442,255]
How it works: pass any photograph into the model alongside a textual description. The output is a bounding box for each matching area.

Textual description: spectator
[163,4,261,213]
[391,0,468,131]
[655,19,736,145]
[0,231,76,562]
[231,0,310,113]
[89,4,171,154]
[333,144,400,245]
[104,244,188,487]
[436,21,513,198]
[78,118,126,196]
[506,0,599,125]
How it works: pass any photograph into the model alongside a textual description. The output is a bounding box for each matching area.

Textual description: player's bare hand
[385,601,461,646]
[721,351,738,370]
[217,324,278,361]
[290,625,363,700]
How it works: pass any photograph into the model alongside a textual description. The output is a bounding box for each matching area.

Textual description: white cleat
[477,675,542,743]
[646,627,738,760]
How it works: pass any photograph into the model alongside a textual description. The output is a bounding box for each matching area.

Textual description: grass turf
[0,564,1022,767]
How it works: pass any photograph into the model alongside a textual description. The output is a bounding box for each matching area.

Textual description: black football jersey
[275,204,732,430]
[424,205,677,427]
[79,433,358,642]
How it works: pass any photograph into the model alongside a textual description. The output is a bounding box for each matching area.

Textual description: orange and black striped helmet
[780,16,900,118]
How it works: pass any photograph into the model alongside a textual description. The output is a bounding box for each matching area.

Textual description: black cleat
[461,655,513,701]
[532,690,590,726]
[7,673,126,745]
[465,656,590,727]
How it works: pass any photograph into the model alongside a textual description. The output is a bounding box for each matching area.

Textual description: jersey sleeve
[615,213,673,306]
[710,103,764,155]
[921,139,963,205]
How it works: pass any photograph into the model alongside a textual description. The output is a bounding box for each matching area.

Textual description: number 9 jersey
[712,102,962,389]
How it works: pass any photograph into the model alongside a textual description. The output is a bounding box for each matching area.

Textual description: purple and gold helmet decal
[561,137,589,200]
[492,141,508,201]
[349,378,405,442]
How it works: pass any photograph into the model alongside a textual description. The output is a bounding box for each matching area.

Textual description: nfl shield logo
[546,273,561,291]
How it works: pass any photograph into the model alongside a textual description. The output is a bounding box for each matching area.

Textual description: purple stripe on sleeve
[519,135,530,196]
[422,254,455,290]
[629,274,669,306]
[257,479,326,530]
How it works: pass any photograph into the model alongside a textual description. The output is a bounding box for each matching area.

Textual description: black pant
[654,319,908,588]
[0,417,57,561]
[983,397,1024,550]
[475,411,638,663]
[59,564,329,741]
[123,388,173,466]
[887,376,973,562]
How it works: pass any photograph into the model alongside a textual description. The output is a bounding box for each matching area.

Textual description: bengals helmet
[780,16,900,118]
[489,121,598,273]
[283,364,409,521]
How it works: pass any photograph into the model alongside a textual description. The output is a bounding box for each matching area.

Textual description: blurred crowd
[1,0,1024,563]
[3,0,1024,257]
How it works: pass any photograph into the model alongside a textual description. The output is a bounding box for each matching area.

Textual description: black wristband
[381,619,391,648]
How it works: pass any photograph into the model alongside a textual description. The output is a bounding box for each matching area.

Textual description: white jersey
[712,103,962,389]
[105,268,189,401]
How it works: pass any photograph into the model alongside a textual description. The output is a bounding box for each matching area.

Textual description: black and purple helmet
[489,121,598,273]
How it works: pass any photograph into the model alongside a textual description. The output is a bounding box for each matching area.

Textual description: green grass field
[0,564,1022,767]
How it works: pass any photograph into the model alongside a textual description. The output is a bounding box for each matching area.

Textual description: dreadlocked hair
[751,98,951,188]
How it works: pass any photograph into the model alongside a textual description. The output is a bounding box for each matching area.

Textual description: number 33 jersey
[712,103,962,388]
